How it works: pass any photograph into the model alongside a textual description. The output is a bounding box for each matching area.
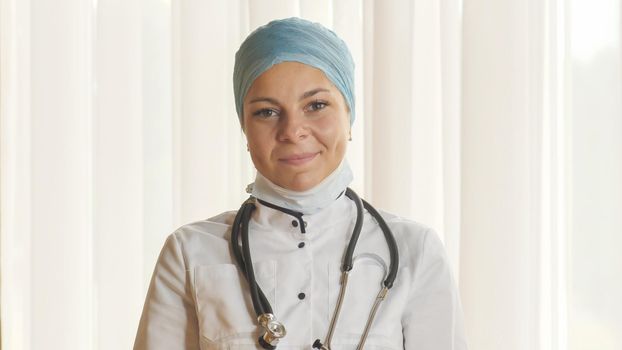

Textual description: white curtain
[462,0,622,349]
[1,0,620,349]
[565,0,622,348]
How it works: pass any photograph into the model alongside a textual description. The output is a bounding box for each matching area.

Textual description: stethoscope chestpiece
[257,313,286,350]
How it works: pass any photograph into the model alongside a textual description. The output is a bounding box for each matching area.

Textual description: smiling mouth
[278,152,319,166]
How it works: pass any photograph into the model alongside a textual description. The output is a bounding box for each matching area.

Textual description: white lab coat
[134,194,468,350]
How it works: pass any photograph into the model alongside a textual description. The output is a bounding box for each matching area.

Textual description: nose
[277,112,309,142]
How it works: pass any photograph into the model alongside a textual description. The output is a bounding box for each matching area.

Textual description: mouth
[278,152,319,166]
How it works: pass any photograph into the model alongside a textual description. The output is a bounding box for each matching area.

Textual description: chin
[280,175,321,192]
[287,183,314,192]
[280,180,312,192]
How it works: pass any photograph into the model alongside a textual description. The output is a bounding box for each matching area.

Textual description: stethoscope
[230,187,399,350]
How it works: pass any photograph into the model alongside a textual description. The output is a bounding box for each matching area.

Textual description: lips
[278,152,319,166]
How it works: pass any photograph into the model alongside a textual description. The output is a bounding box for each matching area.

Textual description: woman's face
[243,62,350,192]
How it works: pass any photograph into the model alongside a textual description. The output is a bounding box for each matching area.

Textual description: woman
[134,17,467,350]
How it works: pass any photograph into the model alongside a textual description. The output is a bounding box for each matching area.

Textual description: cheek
[315,115,349,149]
[248,139,268,158]
[246,127,276,167]
[245,123,267,148]
[248,145,271,175]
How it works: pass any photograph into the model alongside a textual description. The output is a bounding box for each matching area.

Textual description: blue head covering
[233,17,355,127]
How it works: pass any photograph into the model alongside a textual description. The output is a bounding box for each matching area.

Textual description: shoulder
[163,210,239,268]
[368,208,446,269]
[377,209,434,236]
[172,210,236,240]
[374,208,437,246]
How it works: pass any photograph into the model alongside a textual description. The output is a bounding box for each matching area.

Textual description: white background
[1,0,620,349]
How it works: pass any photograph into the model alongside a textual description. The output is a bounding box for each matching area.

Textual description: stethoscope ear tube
[342,188,364,272]
[361,199,399,289]
[314,188,400,350]
[343,188,399,289]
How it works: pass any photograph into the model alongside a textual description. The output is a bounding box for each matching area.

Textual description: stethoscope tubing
[342,188,364,272]
[362,197,399,288]
[230,199,273,316]
[319,189,399,350]
[343,188,399,288]
[230,187,399,349]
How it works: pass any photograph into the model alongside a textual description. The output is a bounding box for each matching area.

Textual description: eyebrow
[300,88,330,100]
[248,97,280,105]
[248,88,331,104]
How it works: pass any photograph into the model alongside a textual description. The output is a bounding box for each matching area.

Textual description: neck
[249,160,353,215]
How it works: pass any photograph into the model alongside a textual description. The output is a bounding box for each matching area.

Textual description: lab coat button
[298,292,306,300]
[298,242,305,248]
[291,220,298,227]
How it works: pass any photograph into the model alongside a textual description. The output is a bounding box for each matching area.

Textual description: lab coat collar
[250,191,355,234]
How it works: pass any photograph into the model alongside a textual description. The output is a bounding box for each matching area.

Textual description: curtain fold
[3,0,619,349]
[461,1,540,347]
[1,1,460,348]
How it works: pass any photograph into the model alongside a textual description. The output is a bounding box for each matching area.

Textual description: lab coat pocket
[194,261,276,345]
[328,261,410,349]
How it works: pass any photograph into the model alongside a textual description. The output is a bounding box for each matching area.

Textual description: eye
[252,108,279,118]
[306,100,328,112]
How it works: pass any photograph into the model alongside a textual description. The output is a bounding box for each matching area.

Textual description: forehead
[245,62,338,99]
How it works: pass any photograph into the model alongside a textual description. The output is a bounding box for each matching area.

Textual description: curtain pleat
[6,0,619,349]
